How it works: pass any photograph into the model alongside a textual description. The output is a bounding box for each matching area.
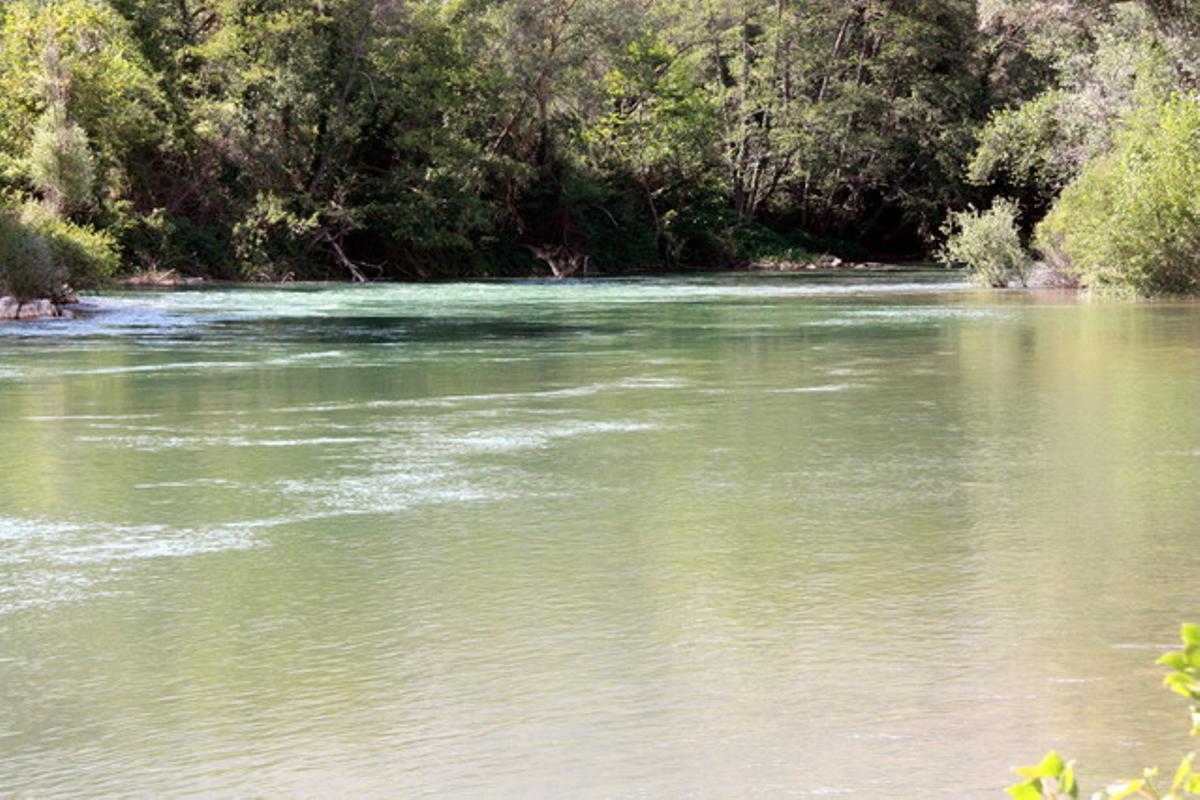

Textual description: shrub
[0,209,64,300]
[1036,92,1200,296]
[29,207,119,289]
[0,201,118,299]
[726,221,820,265]
[939,198,1031,287]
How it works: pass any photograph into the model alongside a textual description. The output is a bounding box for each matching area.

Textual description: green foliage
[720,222,818,265]
[115,208,233,278]
[1158,623,1200,736]
[0,201,117,298]
[578,33,721,266]
[939,199,1031,287]
[0,0,1195,285]
[0,0,165,200]
[971,3,1173,206]
[26,204,120,289]
[1006,623,1200,800]
[0,206,64,300]
[232,195,322,281]
[969,92,1070,194]
[1006,751,1078,800]
[1035,92,1200,296]
[28,106,96,216]
[0,0,1004,278]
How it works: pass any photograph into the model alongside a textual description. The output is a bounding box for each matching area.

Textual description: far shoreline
[110,260,944,288]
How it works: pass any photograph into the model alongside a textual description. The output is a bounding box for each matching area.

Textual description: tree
[1035,91,1200,295]
[580,34,720,265]
[0,0,164,213]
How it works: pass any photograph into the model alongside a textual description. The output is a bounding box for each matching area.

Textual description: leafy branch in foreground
[1006,624,1200,800]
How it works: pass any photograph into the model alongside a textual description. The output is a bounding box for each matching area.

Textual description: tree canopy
[0,0,1196,290]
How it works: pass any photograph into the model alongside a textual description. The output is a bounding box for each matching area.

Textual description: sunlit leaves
[1007,751,1078,799]
[939,198,1031,287]
[1035,92,1200,295]
[0,0,165,185]
[1159,624,1200,733]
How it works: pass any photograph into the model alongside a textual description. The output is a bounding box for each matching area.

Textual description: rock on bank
[0,296,74,321]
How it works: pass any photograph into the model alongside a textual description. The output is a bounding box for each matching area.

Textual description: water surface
[2,272,1199,796]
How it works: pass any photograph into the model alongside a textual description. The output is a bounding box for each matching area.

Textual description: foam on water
[24,413,164,421]
[769,384,861,393]
[60,360,257,376]
[133,479,242,490]
[0,516,266,568]
[74,434,377,450]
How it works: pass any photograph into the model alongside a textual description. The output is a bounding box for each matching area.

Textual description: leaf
[1018,751,1066,779]
[1182,624,1200,647]
[1171,752,1195,790]
[1160,652,1189,670]
[1103,779,1144,799]
[1165,672,1197,699]
[1007,780,1047,800]
[1061,762,1079,798]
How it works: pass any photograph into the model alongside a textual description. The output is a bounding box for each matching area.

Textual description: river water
[1,272,1198,797]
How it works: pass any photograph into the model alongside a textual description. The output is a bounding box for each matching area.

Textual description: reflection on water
[1,273,1199,796]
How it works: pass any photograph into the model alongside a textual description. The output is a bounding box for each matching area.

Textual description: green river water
[2,272,1199,797]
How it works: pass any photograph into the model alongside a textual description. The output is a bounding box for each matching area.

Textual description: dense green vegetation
[0,200,117,299]
[1007,623,1200,800]
[1036,93,1200,295]
[939,198,1030,287]
[0,0,1197,292]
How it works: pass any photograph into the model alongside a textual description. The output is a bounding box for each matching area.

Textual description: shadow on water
[215,315,623,345]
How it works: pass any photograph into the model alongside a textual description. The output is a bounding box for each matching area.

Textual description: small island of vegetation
[1,0,1200,308]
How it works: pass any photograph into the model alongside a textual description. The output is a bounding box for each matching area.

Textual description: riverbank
[112,259,925,286]
[745,257,893,272]
[121,269,206,287]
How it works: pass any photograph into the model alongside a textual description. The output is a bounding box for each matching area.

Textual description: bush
[726,221,820,265]
[0,201,118,299]
[939,198,1031,287]
[31,208,119,289]
[0,209,64,300]
[1036,92,1200,296]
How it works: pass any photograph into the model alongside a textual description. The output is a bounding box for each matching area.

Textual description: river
[2,272,1198,796]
